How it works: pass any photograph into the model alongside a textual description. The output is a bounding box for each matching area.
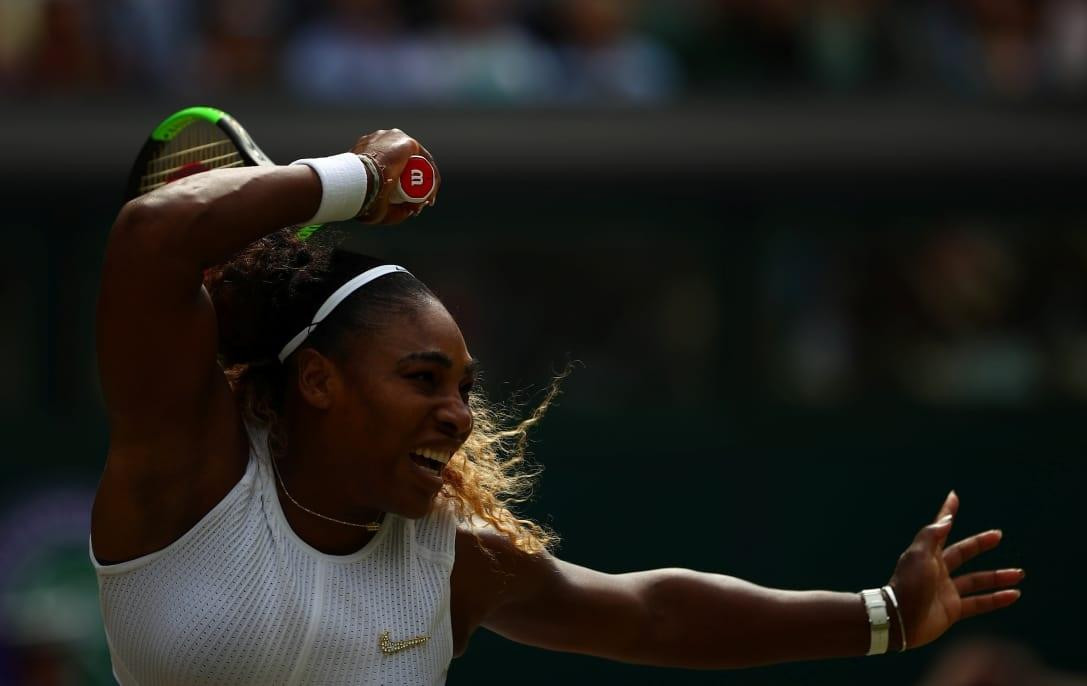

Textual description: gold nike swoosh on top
[379,630,431,655]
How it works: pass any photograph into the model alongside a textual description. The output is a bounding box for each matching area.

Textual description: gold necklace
[270,451,382,532]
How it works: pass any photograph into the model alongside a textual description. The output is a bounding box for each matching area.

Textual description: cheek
[346,390,423,451]
[341,374,434,439]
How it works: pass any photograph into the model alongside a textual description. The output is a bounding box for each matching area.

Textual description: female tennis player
[91,128,1023,685]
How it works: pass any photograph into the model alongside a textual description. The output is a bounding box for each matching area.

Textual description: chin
[376,493,433,521]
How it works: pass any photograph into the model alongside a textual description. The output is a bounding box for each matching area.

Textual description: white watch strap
[861,589,890,655]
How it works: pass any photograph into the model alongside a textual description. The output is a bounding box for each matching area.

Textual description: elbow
[635,569,698,662]
[110,188,210,260]
[637,568,749,670]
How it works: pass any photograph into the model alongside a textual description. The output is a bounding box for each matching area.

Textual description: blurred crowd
[2,0,1087,103]
[761,216,1087,407]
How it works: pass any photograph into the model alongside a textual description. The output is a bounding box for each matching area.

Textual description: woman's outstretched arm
[451,491,1022,668]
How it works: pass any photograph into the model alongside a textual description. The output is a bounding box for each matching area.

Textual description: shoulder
[454,524,543,571]
[450,523,560,655]
[452,524,560,615]
[408,497,460,563]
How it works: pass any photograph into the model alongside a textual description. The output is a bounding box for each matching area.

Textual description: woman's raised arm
[97,164,320,439]
[92,129,433,563]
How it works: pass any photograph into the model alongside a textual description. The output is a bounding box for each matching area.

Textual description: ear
[294,348,343,410]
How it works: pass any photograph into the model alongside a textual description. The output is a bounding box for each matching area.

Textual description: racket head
[123,106,274,202]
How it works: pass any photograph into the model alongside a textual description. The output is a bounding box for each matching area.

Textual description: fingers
[353,128,440,224]
[944,529,1002,573]
[352,128,421,181]
[958,589,1021,621]
[914,515,954,552]
[416,143,441,206]
[953,568,1025,595]
[911,489,962,553]
[954,567,1024,621]
[934,490,959,523]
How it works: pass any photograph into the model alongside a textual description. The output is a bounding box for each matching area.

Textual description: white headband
[277,264,411,362]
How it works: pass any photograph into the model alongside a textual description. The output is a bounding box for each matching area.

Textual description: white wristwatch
[861,588,890,655]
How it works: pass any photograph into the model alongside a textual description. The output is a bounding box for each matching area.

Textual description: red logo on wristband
[399,156,435,200]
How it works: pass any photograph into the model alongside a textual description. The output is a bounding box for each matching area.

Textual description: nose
[436,394,473,440]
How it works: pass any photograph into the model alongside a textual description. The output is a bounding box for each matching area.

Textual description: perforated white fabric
[91,422,458,685]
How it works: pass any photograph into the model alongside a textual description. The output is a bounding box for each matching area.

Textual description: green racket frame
[124,106,322,240]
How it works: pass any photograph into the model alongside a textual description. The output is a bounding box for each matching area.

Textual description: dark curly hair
[203,228,559,555]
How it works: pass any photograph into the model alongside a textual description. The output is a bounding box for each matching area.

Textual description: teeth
[415,447,451,464]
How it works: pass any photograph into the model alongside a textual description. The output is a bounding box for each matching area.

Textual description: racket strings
[140,159,246,193]
[138,123,243,193]
[150,139,237,164]
[140,151,245,184]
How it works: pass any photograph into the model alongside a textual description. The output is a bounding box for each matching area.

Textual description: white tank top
[90,422,459,685]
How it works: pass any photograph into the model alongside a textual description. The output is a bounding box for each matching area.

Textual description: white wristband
[290,152,369,224]
[861,589,890,655]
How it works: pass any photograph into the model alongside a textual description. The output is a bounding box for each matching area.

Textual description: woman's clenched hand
[351,129,440,225]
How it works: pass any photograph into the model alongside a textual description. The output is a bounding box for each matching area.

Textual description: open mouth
[409,451,447,476]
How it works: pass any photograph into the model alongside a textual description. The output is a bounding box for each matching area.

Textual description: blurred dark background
[2,0,1086,684]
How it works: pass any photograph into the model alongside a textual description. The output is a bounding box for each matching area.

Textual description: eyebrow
[398,351,481,376]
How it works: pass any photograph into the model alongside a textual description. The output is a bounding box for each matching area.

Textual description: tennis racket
[125,106,436,239]
[124,106,274,202]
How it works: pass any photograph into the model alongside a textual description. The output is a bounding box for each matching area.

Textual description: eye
[408,371,437,385]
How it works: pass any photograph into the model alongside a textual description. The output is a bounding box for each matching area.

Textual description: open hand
[888,491,1023,650]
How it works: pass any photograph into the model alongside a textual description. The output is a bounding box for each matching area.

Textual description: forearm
[114,164,322,272]
[627,568,895,669]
